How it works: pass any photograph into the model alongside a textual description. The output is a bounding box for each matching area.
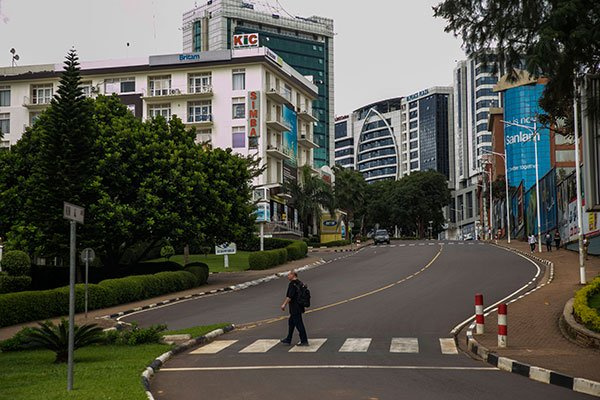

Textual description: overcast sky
[0,0,466,114]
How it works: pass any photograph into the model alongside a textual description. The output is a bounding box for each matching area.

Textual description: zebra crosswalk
[189,337,459,355]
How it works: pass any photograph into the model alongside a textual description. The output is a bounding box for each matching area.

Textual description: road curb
[101,248,365,322]
[141,324,235,400]
[308,246,363,253]
[463,247,600,397]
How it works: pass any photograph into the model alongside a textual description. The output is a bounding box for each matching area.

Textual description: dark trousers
[546,241,552,251]
[286,313,308,343]
[530,243,536,252]
[555,240,560,249]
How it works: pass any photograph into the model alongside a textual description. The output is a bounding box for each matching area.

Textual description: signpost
[215,243,237,269]
[63,202,84,391]
[80,248,95,319]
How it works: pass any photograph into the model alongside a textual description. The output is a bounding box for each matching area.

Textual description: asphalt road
[125,241,591,399]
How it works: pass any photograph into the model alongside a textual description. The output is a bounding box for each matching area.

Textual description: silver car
[373,229,390,245]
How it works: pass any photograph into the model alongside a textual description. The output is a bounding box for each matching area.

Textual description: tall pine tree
[21,49,95,259]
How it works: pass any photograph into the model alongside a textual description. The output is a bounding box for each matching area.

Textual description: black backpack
[295,281,311,308]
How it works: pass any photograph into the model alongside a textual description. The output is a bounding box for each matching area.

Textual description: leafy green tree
[433,0,600,129]
[285,165,335,238]
[333,166,367,229]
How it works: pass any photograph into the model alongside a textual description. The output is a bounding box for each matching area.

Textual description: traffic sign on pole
[80,249,95,319]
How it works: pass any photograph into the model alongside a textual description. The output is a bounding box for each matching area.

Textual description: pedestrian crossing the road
[189,337,459,355]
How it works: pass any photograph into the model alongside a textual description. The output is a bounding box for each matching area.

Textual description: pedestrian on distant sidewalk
[280,271,308,346]
[528,234,536,253]
[584,235,590,260]
[545,232,553,252]
[554,230,561,250]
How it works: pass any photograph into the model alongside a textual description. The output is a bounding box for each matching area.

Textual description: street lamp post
[573,79,586,284]
[482,149,511,243]
[501,120,542,253]
[481,167,493,241]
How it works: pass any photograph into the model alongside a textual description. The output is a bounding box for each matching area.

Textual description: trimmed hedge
[248,248,288,270]
[184,262,210,286]
[2,250,31,277]
[0,270,201,328]
[319,240,351,248]
[241,237,295,252]
[0,274,32,294]
[248,241,308,270]
[573,276,600,332]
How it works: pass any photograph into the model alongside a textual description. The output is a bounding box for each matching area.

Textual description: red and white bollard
[498,303,508,347]
[475,293,484,334]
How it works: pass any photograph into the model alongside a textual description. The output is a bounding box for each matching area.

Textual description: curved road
[123,241,591,399]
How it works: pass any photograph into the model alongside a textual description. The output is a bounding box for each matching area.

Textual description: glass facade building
[418,94,451,179]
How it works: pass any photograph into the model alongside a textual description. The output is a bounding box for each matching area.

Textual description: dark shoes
[296,341,309,346]
[280,338,291,345]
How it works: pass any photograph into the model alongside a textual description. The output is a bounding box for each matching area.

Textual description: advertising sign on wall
[282,105,298,185]
[540,169,557,233]
[503,84,552,191]
[247,91,260,149]
[233,33,259,49]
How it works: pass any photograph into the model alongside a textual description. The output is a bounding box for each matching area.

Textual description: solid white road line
[339,338,372,353]
[390,338,419,353]
[239,339,280,354]
[161,365,498,372]
[289,338,327,353]
[190,340,238,354]
[439,338,459,355]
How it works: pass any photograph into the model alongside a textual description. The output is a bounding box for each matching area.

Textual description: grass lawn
[0,323,229,400]
[149,252,251,273]
[589,292,600,312]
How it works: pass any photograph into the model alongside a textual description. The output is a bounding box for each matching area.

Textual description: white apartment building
[0,48,319,225]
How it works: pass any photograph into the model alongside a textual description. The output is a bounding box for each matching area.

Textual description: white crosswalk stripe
[439,338,459,355]
[339,338,372,353]
[390,338,419,353]
[190,340,238,354]
[239,339,280,353]
[289,338,327,352]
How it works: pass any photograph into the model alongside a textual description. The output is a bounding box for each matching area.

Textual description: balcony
[265,87,292,107]
[185,114,213,127]
[142,86,213,102]
[297,108,318,123]
[266,144,290,160]
[298,131,318,148]
[266,115,291,132]
[23,96,52,110]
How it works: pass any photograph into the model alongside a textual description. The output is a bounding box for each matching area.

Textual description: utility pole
[573,78,586,284]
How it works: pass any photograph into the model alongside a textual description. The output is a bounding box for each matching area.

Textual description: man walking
[545,232,553,252]
[528,234,536,253]
[280,271,308,346]
[554,230,561,250]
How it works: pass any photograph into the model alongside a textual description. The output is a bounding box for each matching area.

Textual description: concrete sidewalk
[0,255,330,341]
[463,239,600,382]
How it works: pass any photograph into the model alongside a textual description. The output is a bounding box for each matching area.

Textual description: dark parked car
[373,229,390,245]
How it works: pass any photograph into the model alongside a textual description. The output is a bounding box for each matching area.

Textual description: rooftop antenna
[10,48,19,67]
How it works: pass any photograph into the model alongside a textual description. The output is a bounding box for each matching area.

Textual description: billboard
[510,181,525,238]
[503,84,552,191]
[282,105,298,185]
[247,91,260,149]
[539,169,557,233]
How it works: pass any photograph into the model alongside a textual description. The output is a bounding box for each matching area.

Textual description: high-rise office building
[181,0,334,168]
[451,56,501,239]
[334,115,354,169]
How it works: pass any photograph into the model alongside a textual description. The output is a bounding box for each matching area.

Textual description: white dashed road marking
[339,338,372,353]
[289,338,327,353]
[239,339,280,353]
[439,338,459,355]
[190,340,238,354]
[390,338,419,353]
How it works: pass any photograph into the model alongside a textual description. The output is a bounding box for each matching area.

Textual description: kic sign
[233,33,259,49]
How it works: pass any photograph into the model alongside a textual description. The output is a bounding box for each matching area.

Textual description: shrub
[160,245,175,260]
[320,240,351,248]
[240,237,295,252]
[184,262,209,286]
[0,274,32,294]
[248,248,288,270]
[573,276,600,333]
[2,250,31,277]
[98,277,144,304]
[285,241,308,261]
[25,320,104,363]
[103,323,167,346]
[0,326,38,352]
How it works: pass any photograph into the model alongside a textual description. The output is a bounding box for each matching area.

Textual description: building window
[80,82,93,98]
[193,20,202,52]
[188,73,212,93]
[30,112,41,126]
[31,84,53,104]
[409,140,418,150]
[187,101,212,122]
[148,104,172,120]
[232,97,246,119]
[104,78,135,94]
[0,86,10,106]
[0,113,9,135]
[232,126,245,148]
[232,69,246,90]
[149,76,172,96]
[410,161,419,170]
